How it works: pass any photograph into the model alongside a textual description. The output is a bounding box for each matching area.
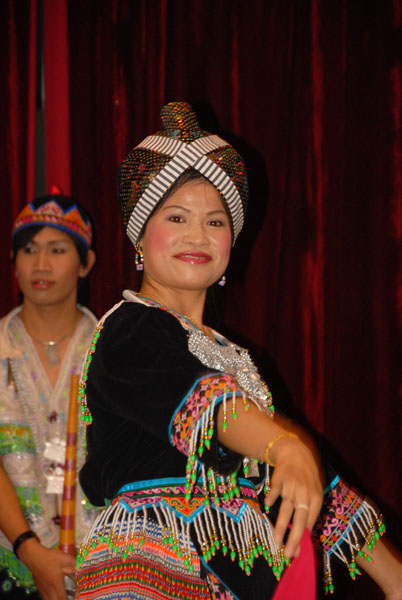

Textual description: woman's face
[14,226,91,308]
[140,180,232,293]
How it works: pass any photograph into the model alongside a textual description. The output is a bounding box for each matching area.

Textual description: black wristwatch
[13,530,39,558]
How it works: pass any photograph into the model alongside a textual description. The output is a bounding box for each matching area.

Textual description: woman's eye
[22,244,36,254]
[168,215,184,223]
[51,247,66,254]
[208,220,224,227]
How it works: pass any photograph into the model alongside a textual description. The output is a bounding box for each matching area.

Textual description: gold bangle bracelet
[263,432,299,467]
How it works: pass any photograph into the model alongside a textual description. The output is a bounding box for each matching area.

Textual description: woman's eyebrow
[160,204,191,212]
[160,205,227,216]
[206,209,227,216]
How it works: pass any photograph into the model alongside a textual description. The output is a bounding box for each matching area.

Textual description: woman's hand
[17,537,75,600]
[217,400,324,560]
[264,434,323,558]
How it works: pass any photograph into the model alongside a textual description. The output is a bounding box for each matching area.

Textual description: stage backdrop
[1,2,401,598]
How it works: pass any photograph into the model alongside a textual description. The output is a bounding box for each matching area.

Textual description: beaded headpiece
[12,192,93,248]
[118,101,248,246]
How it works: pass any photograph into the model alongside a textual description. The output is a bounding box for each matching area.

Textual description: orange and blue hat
[12,188,93,249]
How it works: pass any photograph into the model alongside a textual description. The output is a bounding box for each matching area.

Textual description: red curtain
[43,0,71,194]
[1,2,401,597]
[0,0,36,308]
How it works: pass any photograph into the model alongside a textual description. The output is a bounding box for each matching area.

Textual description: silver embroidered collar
[187,328,271,412]
[125,290,273,414]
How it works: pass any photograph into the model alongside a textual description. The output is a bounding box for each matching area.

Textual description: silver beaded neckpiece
[126,290,273,416]
[187,329,273,415]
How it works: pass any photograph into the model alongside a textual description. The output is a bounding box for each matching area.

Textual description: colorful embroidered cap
[118,101,248,246]
[12,191,93,248]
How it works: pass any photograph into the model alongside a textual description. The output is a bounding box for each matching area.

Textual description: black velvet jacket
[80,301,228,505]
[80,300,282,597]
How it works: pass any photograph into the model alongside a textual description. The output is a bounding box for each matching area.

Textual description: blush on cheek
[149,230,168,251]
[217,234,232,263]
[143,222,173,256]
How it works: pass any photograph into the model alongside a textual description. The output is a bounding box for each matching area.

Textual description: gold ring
[295,503,309,511]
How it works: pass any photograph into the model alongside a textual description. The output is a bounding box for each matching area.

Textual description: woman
[76,102,402,599]
[0,192,97,599]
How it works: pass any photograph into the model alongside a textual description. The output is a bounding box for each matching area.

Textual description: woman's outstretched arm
[216,401,402,598]
[356,537,402,599]
[216,400,324,559]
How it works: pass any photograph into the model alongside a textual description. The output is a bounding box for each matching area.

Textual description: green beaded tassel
[79,321,104,425]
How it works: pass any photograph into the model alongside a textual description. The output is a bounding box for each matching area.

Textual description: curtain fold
[43,0,70,194]
[27,0,37,201]
[0,0,37,308]
[1,3,401,597]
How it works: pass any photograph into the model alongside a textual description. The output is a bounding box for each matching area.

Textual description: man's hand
[17,537,75,600]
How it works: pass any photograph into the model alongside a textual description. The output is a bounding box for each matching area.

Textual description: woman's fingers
[265,480,310,554]
[306,493,323,531]
[273,497,296,546]
[283,504,309,557]
[271,496,310,557]
[260,430,324,559]
[264,460,323,558]
[264,480,280,513]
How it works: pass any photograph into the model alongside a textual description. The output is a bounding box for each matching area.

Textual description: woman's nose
[34,250,51,270]
[184,221,208,245]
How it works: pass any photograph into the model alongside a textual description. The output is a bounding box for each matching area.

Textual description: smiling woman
[0,194,98,599]
[75,102,402,600]
[139,176,232,312]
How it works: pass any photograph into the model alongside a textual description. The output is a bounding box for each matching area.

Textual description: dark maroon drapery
[43,0,71,194]
[1,2,401,597]
[0,0,36,308]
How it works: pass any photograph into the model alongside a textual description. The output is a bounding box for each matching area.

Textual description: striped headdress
[118,102,248,246]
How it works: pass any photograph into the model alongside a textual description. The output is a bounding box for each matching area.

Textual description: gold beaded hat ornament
[12,187,93,249]
[118,101,248,246]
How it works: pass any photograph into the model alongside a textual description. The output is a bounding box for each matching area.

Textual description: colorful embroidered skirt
[76,516,235,599]
[76,478,284,599]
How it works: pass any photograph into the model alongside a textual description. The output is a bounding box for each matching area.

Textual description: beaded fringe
[182,392,271,502]
[322,500,385,595]
[77,488,287,581]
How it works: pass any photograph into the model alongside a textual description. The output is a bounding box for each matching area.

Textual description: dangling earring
[135,246,144,271]
[218,274,226,287]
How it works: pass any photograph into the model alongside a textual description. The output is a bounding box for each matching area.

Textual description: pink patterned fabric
[273,529,316,600]
[315,479,365,552]
[170,374,238,456]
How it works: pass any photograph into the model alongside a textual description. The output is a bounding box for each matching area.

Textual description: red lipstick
[174,252,211,264]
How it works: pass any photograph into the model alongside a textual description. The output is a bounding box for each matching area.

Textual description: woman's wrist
[265,432,301,467]
[15,535,41,570]
[264,431,299,467]
[13,530,39,560]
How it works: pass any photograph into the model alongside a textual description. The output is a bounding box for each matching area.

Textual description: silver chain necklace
[31,332,71,365]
